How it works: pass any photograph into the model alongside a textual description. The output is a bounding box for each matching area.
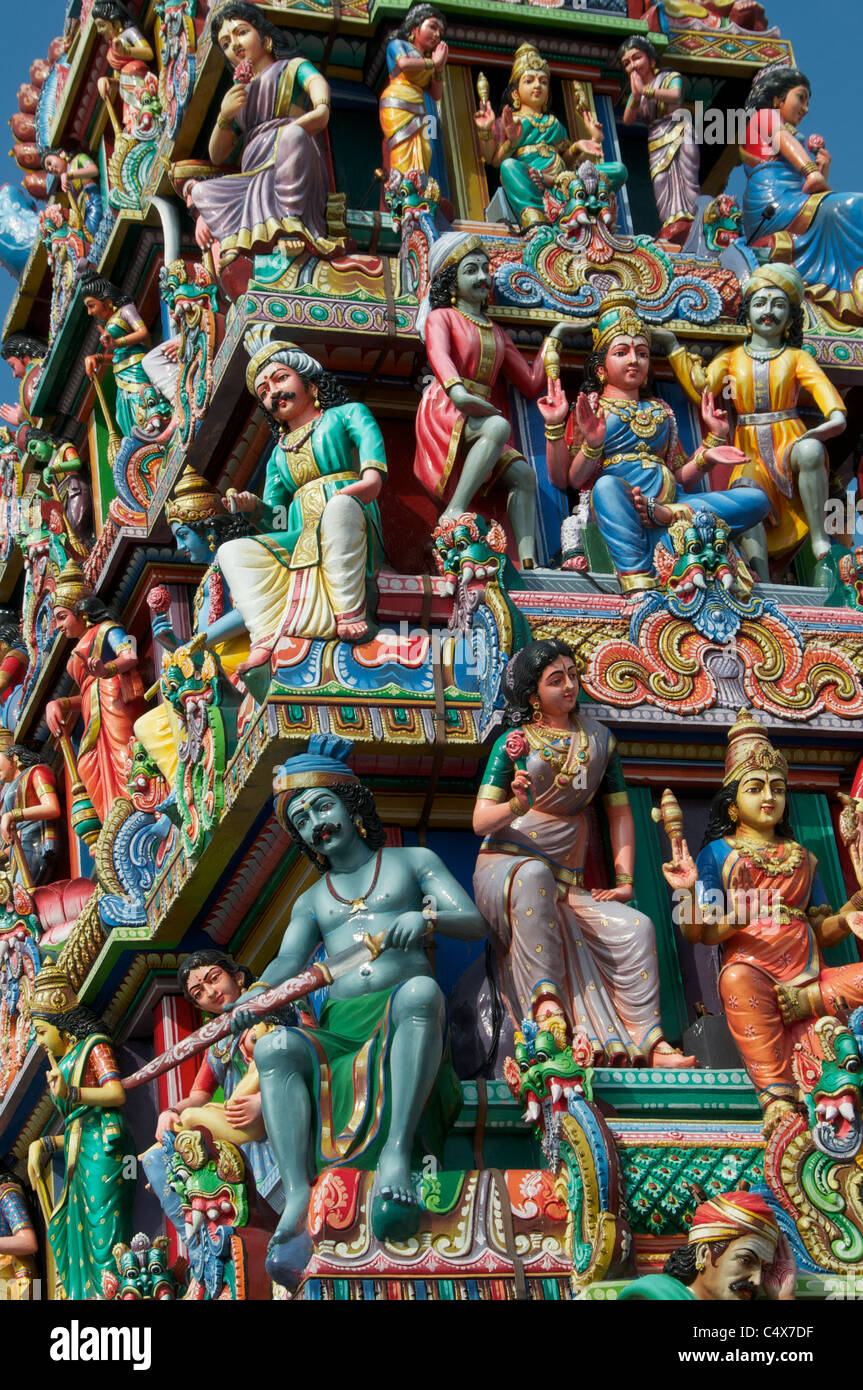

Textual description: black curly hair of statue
[737,289,805,349]
[178,948,296,1026]
[502,637,579,726]
[745,62,810,113]
[73,595,120,625]
[78,271,133,309]
[428,262,461,313]
[663,1237,732,1284]
[184,512,253,544]
[277,780,387,873]
[0,608,21,647]
[397,3,446,40]
[701,777,794,850]
[92,0,135,22]
[1,332,48,363]
[617,34,659,68]
[6,745,48,769]
[210,2,298,62]
[31,1003,108,1042]
[578,345,654,399]
[24,427,60,452]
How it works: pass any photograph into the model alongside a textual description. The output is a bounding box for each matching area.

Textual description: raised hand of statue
[474,99,496,134]
[837,793,863,888]
[220,83,248,125]
[501,104,523,147]
[383,910,429,952]
[538,376,569,427]
[432,40,448,74]
[628,69,645,99]
[0,404,22,426]
[661,832,698,893]
[763,1233,797,1301]
[509,767,532,815]
[575,391,606,452]
[700,389,730,441]
[225,1093,263,1128]
[46,1059,68,1102]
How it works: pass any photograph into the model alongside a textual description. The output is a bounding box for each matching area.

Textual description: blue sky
[0,0,858,326]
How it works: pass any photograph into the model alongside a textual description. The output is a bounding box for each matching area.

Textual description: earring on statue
[597,370,606,384]
[354,816,368,840]
[206,530,217,553]
[511,95,521,112]
[728,807,738,823]
[531,698,541,723]
[695,1260,705,1273]
[266,38,274,53]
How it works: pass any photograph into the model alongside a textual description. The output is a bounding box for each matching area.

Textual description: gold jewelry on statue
[525,721,589,789]
[733,836,805,875]
[217,114,235,131]
[31,966,79,1018]
[166,465,225,527]
[314,99,330,110]
[695,1259,705,1274]
[644,84,656,99]
[266,38,274,53]
[354,815,368,840]
[544,423,566,441]
[728,807,738,822]
[53,559,91,610]
[509,42,550,87]
[800,159,817,176]
[723,708,789,787]
[615,872,634,886]
[580,438,604,460]
[703,432,725,449]
[509,795,523,819]
[591,290,650,354]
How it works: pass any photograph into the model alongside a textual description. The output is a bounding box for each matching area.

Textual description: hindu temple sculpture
[0,610,27,706]
[0,332,48,430]
[0,731,61,888]
[473,639,694,1066]
[189,2,336,266]
[80,270,168,441]
[26,967,134,1300]
[618,35,701,247]
[45,561,145,827]
[216,326,387,664]
[225,735,485,1288]
[540,292,770,593]
[42,149,104,243]
[661,264,846,577]
[619,1191,795,1301]
[142,951,289,1240]
[379,4,448,188]
[660,710,863,1133]
[92,0,160,143]
[415,232,567,567]
[474,43,621,235]
[741,61,863,326]
[24,429,94,558]
[0,1160,38,1300]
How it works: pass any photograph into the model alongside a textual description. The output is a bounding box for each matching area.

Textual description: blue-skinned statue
[141,950,292,1240]
[133,465,251,784]
[540,292,771,594]
[228,735,486,1291]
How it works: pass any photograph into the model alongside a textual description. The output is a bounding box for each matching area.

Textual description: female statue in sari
[80,271,166,440]
[740,62,863,327]
[618,35,701,248]
[93,0,160,143]
[379,4,449,190]
[45,563,145,825]
[190,3,336,265]
[26,968,134,1299]
[473,639,694,1066]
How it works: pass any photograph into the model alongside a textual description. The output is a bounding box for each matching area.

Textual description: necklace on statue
[732,836,803,874]
[743,343,786,362]
[526,720,589,789]
[325,848,383,915]
[457,306,491,328]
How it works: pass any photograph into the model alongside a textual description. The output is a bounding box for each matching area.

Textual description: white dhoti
[217,491,369,646]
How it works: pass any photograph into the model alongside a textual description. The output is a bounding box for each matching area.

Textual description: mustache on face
[270,390,297,409]
[311,821,342,846]
[730,1279,757,1298]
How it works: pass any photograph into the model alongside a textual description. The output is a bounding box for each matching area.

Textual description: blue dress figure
[540,292,771,593]
[379,4,450,197]
[741,62,863,328]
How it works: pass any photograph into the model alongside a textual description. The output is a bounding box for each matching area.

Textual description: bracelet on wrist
[509,795,523,819]
[41,1136,54,1158]
[580,439,604,460]
[800,159,818,176]
[615,872,634,886]
[217,114,235,131]
[703,432,725,449]
[544,423,566,441]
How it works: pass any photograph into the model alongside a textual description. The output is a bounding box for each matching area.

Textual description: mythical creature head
[793,1013,863,1160]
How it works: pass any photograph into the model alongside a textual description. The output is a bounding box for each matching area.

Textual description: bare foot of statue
[371,1141,421,1243]
[649,1040,697,1069]
[265,1192,314,1292]
[632,486,673,529]
[335,614,371,643]
[237,644,272,675]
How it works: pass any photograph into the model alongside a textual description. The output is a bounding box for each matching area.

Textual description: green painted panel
[790,792,857,967]
[628,786,689,1043]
